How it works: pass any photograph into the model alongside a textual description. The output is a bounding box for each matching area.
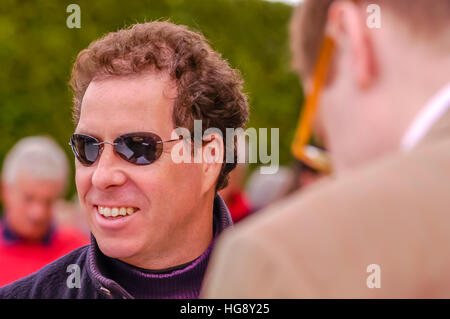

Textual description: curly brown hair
[69,21,249,190]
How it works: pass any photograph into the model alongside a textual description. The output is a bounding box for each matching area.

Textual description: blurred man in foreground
[0,136,88,287]
[203,0,450,298]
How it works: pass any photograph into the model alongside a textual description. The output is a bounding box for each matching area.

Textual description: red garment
[0,226,89,287]
[227,192,252,223]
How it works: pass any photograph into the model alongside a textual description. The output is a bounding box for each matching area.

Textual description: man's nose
[28,202,50,221]
[91,144,127,190]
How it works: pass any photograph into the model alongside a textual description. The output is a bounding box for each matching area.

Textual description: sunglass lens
[115,133,163,165]
[71,134,99,165]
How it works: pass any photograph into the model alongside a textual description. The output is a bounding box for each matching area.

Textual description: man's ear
[1,181,6,203]
[1,180,11,205]
[200,132,224,195]
[326,0,377,89]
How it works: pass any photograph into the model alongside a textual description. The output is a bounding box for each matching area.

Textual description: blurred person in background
[0,136,88,287]
[245,157,324,214]
[53,196,90,236]
[203,0,450,298]
[245,166,296,213]
[292,160,324,190]
[219,163,252,223]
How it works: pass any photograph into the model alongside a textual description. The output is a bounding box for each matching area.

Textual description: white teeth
[98,206,137,218]
[111,208,119,217]
[102,207,111,217]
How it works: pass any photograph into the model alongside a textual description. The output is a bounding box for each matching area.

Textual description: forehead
[76,72,177,138]
[15,172,63,198]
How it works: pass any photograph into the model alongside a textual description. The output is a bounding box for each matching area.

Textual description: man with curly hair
[0,21,248,299]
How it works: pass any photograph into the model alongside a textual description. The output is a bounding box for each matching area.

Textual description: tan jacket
[202,109,450,298]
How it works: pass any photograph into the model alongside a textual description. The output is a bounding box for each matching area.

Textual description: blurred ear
[200,132,224,195]
[0,182,3,203]
[326,0,377,89]
[0,181,13,206]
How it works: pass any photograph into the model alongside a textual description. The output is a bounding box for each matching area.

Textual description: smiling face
[75,72,214,269]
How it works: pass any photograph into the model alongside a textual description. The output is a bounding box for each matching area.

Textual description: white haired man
[0,136,88,287]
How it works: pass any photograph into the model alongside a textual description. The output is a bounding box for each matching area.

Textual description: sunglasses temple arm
[291,36,334,161]
[159,136,184,143]
[159,135,215,144]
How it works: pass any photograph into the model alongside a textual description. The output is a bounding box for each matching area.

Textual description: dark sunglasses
[69,132,182,166]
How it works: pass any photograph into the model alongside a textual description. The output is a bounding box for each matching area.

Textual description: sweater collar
[86,195,232,299]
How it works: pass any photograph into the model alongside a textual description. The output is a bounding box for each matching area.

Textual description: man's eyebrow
[73,129,100,139]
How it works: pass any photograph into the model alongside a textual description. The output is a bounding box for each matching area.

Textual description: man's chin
[95,236,141,261]
[23,228,49,242]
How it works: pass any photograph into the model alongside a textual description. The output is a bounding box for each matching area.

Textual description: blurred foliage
[0,0,303,201]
